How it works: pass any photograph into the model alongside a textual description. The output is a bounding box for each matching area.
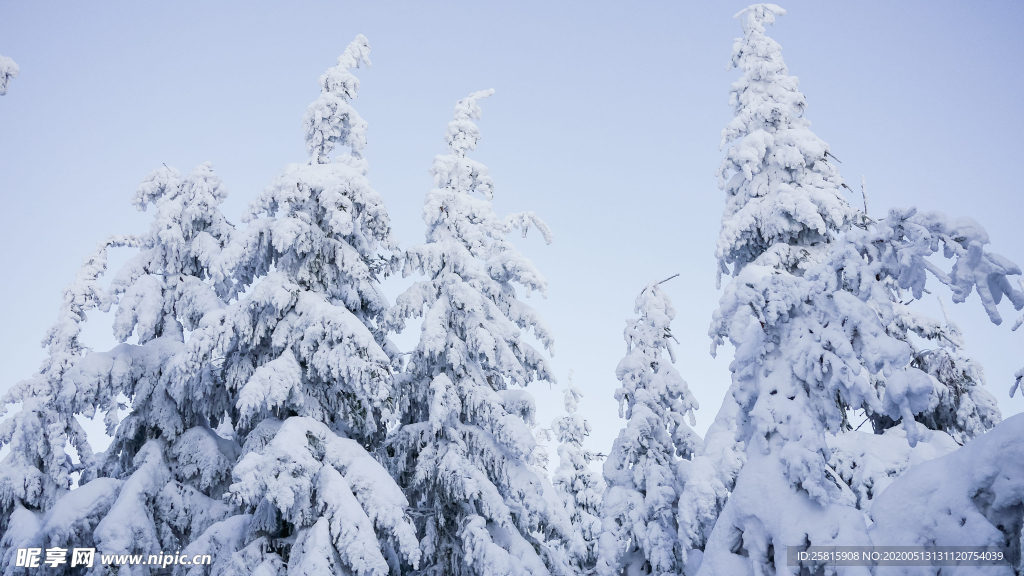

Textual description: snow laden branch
[0,233,137,554]
[0,54,18,96]
[712,208,1022,460]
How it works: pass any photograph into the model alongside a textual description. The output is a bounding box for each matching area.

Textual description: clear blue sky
[1,0,1022,457]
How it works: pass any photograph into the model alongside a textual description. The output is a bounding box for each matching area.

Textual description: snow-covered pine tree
[551,372,603,574]
[0,54,17,95]
[384,89,570,576]
[176,36,421,576]
[699,5,1024,575]
[688,10,859,556]
[85,163,237,572]
[596,282,699,576]
[0,162,236,575]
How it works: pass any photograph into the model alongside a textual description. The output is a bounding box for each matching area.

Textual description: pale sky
[1,0,1022,459]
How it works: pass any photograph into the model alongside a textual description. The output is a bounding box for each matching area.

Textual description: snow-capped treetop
[0,54,18,95]
[614,282,699,451]
[222,36,397,341]
[715,3,856,283]
[394,88,554,368]
[114,163,235,309]
[304,35,371,164]
[444,89,495,163]
[185,36,398,444]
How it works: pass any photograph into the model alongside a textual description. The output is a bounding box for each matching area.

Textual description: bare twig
[657,273,680,285]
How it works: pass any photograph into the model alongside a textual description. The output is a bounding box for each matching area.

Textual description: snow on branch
[0,54,18,96]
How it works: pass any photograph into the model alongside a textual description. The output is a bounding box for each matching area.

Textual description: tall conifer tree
[699,6,1024,575]
[385,90,570,576]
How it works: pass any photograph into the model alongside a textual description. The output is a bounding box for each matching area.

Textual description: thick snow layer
[869,413,1024,576]
[829,424,960,511]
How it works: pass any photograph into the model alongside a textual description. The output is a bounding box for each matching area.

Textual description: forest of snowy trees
[1,4,1022,576]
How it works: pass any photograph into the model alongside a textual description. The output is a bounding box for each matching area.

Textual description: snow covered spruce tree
[176,36,421,576]
[551,372,603,574]
[384,89,570,576]
[0,162,236,575]
[0,54,17,95]
[698,5,1024,575]
[596,282,700,576]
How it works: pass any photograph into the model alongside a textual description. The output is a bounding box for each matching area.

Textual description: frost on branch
[597,283,699,576]
[384,90,568,576]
